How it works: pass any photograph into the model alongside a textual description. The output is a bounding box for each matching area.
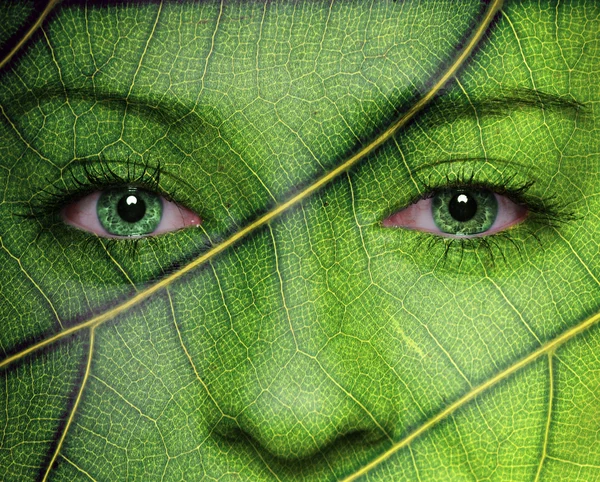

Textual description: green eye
[62,186,202,238]
[431,189,498,236]
[97,188,163,236]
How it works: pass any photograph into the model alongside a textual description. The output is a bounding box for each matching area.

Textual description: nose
[215,349,393,460]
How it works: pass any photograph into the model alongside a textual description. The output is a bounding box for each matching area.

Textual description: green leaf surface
[1,1,599,480]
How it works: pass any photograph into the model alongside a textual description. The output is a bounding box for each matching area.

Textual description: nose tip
[215,354,393,460]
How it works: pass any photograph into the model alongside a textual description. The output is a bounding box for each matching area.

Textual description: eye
[382,188,528,238]
[62,187,201,238]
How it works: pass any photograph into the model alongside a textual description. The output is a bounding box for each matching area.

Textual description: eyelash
[398,169,577,267]
[22,158,176,254]
[21,160,576,266]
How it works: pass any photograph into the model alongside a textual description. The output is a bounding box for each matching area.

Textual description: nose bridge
[208,200,399,460]
[208,268,396,459]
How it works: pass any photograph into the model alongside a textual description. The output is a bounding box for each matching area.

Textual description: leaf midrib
[0,0,62,71]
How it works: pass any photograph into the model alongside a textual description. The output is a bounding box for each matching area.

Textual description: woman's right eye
[382,188,528,238]
[62,187,202,239]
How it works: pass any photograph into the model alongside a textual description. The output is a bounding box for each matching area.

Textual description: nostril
[343,428,388,446]
[209,353,398,462]
[214,423,248,445]
[217,422,389,463]
[328,428,388,453]
[213,407,392,462]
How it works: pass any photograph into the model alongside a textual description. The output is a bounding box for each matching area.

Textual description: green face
[1,1,599,480]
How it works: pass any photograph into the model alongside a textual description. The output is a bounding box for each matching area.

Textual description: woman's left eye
[382,188,528,237]
[62,187,201,238]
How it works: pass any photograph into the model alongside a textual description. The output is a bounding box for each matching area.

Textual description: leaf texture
[0,1,599,481]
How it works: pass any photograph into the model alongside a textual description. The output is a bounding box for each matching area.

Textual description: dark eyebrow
[9,83,584,136]
[425,86,585,124]
[9,83,203,135]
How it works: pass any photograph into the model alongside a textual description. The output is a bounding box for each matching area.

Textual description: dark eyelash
[18,157,170,254]
[23,156,163,217]
[406,168,578,268]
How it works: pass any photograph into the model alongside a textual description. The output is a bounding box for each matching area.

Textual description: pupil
[117,192,146,223]
[448,192,477,222]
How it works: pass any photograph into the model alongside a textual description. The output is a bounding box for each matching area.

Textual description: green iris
[431,189,498,236]
[97,188,163,236]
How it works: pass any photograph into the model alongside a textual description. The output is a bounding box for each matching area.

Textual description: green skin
[97,188,162,236]
[1,1,599,481]
[432,189,498,235]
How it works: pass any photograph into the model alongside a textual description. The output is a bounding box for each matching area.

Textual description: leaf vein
[534,353,554,482]
[42,327,95,482]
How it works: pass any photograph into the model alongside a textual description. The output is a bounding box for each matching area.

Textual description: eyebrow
[9,83,204,136]
[425,86,585,124]
[9,83,584,135]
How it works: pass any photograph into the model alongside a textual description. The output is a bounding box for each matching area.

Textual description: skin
[0,1,599,481]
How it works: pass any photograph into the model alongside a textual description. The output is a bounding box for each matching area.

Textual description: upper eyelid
[23,160,183,219]
[45,160,165,200]
[399,179,532,213]
[37,179,168,214]
[62,159,201,206]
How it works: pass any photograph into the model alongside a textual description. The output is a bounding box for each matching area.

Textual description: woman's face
[1,0,599,480]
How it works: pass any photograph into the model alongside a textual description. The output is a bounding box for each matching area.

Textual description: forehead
[0,1,596,205]
[0,1,479,180]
